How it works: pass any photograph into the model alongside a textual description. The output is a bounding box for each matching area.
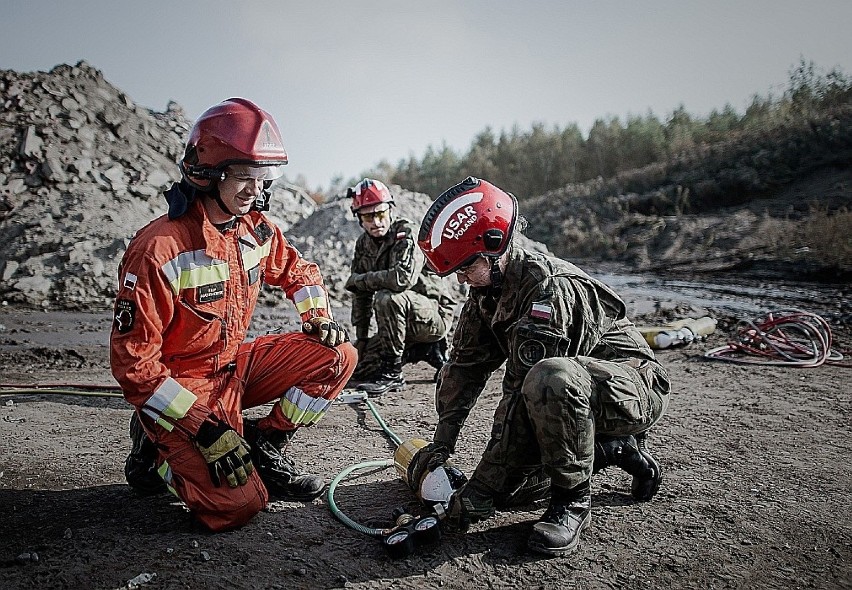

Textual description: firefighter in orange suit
[110,98,357,532]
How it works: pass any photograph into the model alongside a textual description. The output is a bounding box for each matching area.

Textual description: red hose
[704,309,848,367]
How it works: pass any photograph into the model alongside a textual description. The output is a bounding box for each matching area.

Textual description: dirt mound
[0,62,316,310]
[0,61,548,313]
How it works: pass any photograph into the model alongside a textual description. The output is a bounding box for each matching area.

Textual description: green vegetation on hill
[369,59,850,202]
[361,60,852,279]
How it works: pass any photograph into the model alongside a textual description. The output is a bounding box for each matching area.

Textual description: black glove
[195,417,253,488]
[302,317,349,347]
[409,442,451,488]
[445,480,495,533]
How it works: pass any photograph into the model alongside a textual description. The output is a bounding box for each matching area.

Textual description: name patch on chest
[198,282,225,303]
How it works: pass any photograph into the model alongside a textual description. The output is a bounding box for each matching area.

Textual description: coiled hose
[326,397,405,536]
[704,309,847,367]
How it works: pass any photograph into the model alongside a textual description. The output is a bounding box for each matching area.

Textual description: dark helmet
[418,177,516,276]
[348,178,394,215]
[180,97,288,192]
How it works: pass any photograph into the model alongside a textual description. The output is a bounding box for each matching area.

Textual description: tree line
[357,59,851,201]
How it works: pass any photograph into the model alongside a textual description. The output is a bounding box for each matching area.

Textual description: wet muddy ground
[0,271,850,590]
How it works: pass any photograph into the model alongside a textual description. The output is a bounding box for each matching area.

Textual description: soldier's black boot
[357,356,405,397]
[124,412,167,495]
[594,433,662,502]
[425,338,448,381]
[527,481,591,556]
[244,419,325,501]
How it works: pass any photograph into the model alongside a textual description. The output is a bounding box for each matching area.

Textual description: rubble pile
[0,61,547,311]
[0,61,314,309]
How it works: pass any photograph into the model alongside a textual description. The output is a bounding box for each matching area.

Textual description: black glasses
[455,256,481,275]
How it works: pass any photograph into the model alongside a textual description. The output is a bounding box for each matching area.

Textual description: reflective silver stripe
[293,285,327,315]
[144,377,197,420]
[239,233,271,271]
[158,461,179,497]
[161,250,230,294]
[141,407,174,432]
[278,386,332,426]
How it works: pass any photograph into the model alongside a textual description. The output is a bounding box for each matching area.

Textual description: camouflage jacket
[346,217,455,340]
[434,245,661,450]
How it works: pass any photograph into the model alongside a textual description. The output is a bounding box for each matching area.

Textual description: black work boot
[244,419,325,501]
[357,356,405,397]
[403,339,448,382]
[594,433,662,502]
[425,338,448,381]
[124,412,167,495]
[527,481,592,556]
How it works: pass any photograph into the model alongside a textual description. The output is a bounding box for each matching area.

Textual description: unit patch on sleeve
[518,339,547,367]
[198,281,225,303]
[114,299,136,333]
[254,222,273,244]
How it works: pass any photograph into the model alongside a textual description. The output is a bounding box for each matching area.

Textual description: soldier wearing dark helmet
[412,177,670,556]
[345,178,456,396]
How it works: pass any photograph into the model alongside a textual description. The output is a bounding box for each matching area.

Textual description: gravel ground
[0,274,850,590]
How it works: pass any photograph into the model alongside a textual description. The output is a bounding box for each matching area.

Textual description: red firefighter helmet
[418,177,517,276]
[349,178,394,215]
[180,97,288,191]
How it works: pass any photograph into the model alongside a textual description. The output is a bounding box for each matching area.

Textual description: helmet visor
[225,165,286,182]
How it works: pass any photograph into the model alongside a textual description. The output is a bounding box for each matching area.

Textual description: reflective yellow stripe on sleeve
[145,377,197,420]
[293,285,327,315]
[277,386,333,426]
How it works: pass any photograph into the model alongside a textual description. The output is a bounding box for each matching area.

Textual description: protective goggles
[224,165,285,182]
[454,255,483,275]
[357,206,391,223]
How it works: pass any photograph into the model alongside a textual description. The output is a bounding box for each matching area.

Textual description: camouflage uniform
[434,246,670,496]
[346,217,456,375]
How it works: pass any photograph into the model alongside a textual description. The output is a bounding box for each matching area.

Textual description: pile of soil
[0,62,315,310]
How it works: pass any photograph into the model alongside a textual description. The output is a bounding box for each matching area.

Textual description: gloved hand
[302,317,349,347]
[195,416,254,488]
[421,442,452,472]
[409,441,451,488]
[445,480,495,533]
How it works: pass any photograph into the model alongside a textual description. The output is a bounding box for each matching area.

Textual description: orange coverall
[110,198,356,531]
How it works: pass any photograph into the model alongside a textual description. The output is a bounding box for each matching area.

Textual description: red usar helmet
[180,97,288,191]
[349,178,394,215]
[418,177,517,276]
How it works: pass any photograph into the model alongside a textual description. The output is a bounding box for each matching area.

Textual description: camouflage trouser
[354,289,450,376]
[472,356,670,494]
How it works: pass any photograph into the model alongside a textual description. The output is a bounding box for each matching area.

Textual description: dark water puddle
[595,271,847,320]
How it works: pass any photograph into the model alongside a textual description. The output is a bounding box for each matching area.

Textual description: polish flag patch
[530,303,552,320]
[396,231,406,241]
[123,272,138,290]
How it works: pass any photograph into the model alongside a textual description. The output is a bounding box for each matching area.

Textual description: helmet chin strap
[487,256,504,297]
[214,191,239,218]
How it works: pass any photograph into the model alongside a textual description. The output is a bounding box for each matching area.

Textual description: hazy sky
[2,1,851,191]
